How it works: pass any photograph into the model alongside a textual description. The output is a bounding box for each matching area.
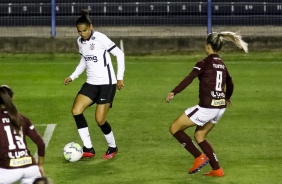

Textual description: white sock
[104,131,116,148]
[78,127,92,148]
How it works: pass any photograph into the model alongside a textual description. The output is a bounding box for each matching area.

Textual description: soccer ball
[63,142,83,162]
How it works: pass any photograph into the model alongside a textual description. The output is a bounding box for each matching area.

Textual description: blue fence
[0,0,281,37]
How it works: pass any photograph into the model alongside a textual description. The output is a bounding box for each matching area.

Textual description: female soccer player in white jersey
[166,32,248,176]
[64,9,125,160]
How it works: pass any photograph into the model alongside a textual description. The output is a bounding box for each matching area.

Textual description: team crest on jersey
[90,43,95,50]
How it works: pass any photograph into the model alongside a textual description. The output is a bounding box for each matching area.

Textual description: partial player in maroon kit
[166,32,248,177]
[0,85,45,184]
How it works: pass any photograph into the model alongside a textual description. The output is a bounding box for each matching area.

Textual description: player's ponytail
[206,31,248,53]
[0,85,22,133]
[76,9,92,26]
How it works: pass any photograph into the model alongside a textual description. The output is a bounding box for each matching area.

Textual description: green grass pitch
[1,51,282,184]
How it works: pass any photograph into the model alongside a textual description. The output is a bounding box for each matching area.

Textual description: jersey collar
[80,31,94,43]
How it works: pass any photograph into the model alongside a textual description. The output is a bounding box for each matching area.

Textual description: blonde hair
[206,31,248,53]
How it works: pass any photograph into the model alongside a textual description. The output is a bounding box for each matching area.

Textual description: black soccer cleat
[103,147,118,160]
[82,146,95,158]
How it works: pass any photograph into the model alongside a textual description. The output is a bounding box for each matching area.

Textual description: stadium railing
[0,0,281,37]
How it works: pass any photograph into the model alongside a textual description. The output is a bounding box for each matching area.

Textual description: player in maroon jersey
[166,31,248,177]
[0,85,45,184]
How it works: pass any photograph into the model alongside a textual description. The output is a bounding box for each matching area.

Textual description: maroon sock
[173,130,202,158]
[198,140,220,170]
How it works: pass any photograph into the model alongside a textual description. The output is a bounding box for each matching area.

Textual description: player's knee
[169,125,173,134]
[71,107,83,116]
[169,123,179,135]
[194,132,205,143]
[95,116,106,125]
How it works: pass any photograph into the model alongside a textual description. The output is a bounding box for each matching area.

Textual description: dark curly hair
[76,9,92,26]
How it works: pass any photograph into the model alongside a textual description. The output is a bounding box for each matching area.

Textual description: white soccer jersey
[70,31,125,85]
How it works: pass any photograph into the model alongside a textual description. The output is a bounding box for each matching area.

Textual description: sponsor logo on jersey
[9,156,32,167]
[213,64,225,69]
[84,55,98,62]
[196,117,206,123]
[211,91,225,98]
[1,117,9,123]
[8,150,29,159]
[211,99,225,106]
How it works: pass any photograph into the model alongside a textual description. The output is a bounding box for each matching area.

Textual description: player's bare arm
[226,99,232,107]
[38,156,45,176]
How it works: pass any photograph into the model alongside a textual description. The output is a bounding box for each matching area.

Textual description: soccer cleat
[82,146,95,158]
[188,154,209,174]
[103,147,118,160]
[204,167,224,177]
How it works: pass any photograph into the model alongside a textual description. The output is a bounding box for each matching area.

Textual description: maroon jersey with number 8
[172,54,234,108]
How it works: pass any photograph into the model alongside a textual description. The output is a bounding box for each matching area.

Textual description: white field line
[34,124,57,161]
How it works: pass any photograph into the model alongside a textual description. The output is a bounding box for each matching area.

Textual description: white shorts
[0,165,41,184]
[184,105,226,126]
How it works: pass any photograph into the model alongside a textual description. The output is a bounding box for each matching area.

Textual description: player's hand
[64,77,72,85]
[165,92,175,103]
[226,99,232,107]
[117,80,124,90]
[38,165,45,176]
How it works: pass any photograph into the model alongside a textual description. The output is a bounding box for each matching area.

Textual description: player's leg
[195,123,224,176]
[169,112,209,174]
[194,108,226,177]
[169,112,200,156]
[95,103,118,159]
[72,94,95,158]
[20,165,41,184]
[96,84,118,159]
[194,122,218,168]
[0,168,23,184]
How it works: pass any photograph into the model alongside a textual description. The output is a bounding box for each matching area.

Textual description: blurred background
[0,0,281,53]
